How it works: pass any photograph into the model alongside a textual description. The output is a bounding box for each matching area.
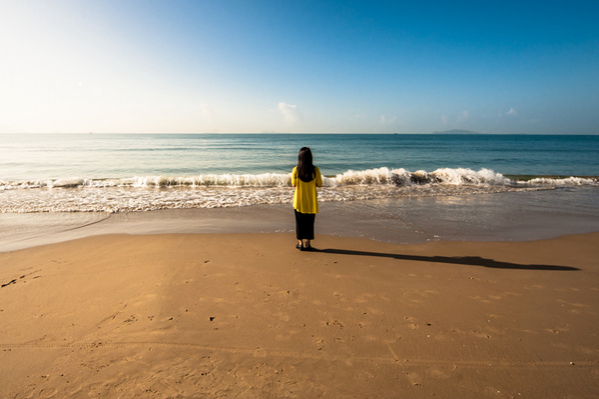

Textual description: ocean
[1,133,598,250]
[1,133,597,213]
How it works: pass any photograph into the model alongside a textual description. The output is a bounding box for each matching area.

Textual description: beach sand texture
[1,233,598,398]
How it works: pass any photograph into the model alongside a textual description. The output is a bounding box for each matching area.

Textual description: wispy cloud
[278,102,302,124]
[506,107,517,116]
[457,110,469,122]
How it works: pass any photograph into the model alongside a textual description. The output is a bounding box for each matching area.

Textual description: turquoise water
[2,133,598,179]
[0,133,597,213]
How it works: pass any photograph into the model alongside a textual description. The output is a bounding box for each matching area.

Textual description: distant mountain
[433,129,485,135]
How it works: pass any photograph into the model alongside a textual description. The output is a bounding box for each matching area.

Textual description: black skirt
[294,209,316,240]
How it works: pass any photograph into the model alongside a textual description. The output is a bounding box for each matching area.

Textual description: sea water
[1,133,597,213]
[1,133,598,250]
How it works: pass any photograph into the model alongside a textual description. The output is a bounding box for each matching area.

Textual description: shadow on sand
[314,248,579,271]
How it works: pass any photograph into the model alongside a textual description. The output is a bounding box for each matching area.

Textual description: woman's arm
[291,167,298,187]
[315,167,323,187]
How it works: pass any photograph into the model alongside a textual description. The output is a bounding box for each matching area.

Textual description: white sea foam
[523,176,598,186]
[1,167,596,191]
[1,168,596,213]
[334,167,412,186]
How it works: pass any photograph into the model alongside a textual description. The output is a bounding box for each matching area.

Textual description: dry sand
[0,232,598,398]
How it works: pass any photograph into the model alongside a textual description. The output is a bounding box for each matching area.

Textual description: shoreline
[1,232,598,397]
[2,188,599,253]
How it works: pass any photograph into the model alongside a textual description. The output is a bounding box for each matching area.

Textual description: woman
[291,147,323,251]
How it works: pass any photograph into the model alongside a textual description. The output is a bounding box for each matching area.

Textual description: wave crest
[1,167,597,192]
[334,167,513,186]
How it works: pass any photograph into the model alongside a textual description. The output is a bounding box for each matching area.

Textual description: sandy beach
[4,1,599,397]
[1,231,598,398]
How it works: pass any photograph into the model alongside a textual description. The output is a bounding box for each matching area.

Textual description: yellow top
[292,166,322,214]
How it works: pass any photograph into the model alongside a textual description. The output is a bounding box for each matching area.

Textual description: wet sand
[1,232,598,398]
[2,188,599,253]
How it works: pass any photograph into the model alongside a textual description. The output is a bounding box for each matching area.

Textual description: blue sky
[1,0,597,134]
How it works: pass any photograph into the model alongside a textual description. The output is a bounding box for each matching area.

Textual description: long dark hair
[297,147,315,182]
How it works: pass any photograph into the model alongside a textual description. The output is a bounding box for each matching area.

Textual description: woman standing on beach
[292,147,323,251]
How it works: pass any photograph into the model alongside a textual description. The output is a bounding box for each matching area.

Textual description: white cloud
[278,102,302,124]
[457,110,469,122]
[441,115,448,124]
[506,108,517,116]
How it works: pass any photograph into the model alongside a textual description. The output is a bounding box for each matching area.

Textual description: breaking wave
[1,167,596,213]
[1,167,596,191]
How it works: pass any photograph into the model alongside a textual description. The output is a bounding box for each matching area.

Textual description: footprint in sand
[432,333,454,342]
[404,371,423,387]
[427,366,455,380]
[416,290,439,298]
[324,320,344,329]
[365,307,384,316]
[332,291,347,302]
[469,295,493,304]
[555,287,581,292]
[403,316,419,329]
[275,330,298,341]
[471,330,492,339]
[557,299,589,308]
[312,337,326,350]
[353,294,373,304]
[502,291,523,297]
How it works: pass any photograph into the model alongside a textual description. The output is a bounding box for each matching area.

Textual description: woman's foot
[296,243,304,251]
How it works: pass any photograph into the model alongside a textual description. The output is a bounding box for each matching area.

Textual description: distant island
[432,129,485,135]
